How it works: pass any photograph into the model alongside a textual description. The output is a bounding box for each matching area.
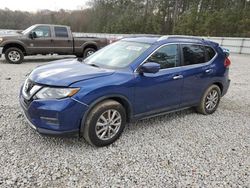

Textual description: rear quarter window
[205,46,216,61]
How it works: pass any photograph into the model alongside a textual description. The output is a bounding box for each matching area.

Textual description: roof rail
[157,35,205,42]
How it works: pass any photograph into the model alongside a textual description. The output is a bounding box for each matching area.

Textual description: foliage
[0,0,249,37]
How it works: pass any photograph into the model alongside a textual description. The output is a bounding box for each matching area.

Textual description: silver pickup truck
[0,24,109,64]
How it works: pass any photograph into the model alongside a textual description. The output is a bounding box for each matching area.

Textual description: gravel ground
[0,54,249,187]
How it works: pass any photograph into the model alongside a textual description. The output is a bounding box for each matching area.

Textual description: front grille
[20,95,33,109]
[21,79,42,109]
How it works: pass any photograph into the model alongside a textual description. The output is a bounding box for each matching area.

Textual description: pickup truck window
[32,26,51,38]
[55,27,69,38]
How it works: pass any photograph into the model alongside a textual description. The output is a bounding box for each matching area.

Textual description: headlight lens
[35,87,80,99]
[0,38,3,43]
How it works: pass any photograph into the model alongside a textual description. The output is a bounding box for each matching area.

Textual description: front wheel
[5,47,24,64]
[196,85,221,115]
[83,100,126,147]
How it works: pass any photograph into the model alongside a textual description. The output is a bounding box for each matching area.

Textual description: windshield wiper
[88,63,100,68]
[80,59,100,68]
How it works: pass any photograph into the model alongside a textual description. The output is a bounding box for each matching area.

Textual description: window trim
[32,26,51,38]
[135,43,217,73]
[54,26,69,38]
[204,45,216,62]
[147,44,180,70]
[181,44,205,66]
[180,44,217,68]
[135,43,181,73]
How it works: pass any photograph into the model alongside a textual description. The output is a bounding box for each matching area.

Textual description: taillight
[224,57,231,68]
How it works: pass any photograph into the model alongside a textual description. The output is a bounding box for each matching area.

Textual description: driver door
[26,25,53,54]
[133,44,183,116]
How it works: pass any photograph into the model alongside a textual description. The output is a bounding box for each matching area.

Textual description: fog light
[40,117,59,126]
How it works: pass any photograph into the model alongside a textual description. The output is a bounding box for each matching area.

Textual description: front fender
[1,40,27,52]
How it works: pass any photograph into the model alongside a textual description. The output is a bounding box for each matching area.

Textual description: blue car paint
[20,37,230,136]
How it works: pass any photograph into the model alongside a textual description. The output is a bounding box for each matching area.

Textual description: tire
[196,85,221,115]
[5,47,24,64]
[83,100,126,147]
[83,48,96,58]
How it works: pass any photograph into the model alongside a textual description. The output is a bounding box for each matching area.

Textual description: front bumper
[20,94,88,136]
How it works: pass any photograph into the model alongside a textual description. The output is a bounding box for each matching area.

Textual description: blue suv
[20,36,231,147]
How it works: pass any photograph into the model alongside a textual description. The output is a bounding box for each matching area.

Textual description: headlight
[35,87,80,99]
[0,38,3,43]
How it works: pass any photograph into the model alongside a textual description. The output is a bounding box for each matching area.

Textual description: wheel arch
[80,95,133,134]
[213,82,223,94]
[3,43,27,55]
[81,42,98,53]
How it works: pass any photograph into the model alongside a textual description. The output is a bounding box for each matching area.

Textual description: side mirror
[29,31,37,39]
[139,62,160,74]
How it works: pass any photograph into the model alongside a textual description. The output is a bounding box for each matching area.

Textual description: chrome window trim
[134,42,218,73]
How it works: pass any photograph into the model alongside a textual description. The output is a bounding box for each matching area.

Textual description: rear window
[205,46,216,61]
[182,44,206,65]
[54,27,68,38]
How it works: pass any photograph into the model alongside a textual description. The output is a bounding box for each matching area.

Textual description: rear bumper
[222,79,231,96]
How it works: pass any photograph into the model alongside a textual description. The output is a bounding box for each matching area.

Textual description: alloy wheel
[205,89,219,111]
[95,109,122,141]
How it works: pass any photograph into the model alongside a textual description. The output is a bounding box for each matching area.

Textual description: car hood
[0,32,23,38]
[29,59,115,86]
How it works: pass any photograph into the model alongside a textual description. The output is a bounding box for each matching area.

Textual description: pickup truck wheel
[196,85,221,115]
[83,48,96,58]
[83,100,126,147]
[5,47,24,64]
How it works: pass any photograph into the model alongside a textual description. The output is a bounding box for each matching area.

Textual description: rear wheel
[83,48,96,58]
[83,100,126,147]
[196,85,221,115]
[5,47,24,64]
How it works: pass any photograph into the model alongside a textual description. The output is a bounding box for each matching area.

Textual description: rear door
[52,26,73,54]
[180,44,216,106]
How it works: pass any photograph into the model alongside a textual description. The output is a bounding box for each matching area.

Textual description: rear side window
[54,27,69,38]
[182,44,206,65]
[205,46,216,61]
[147,44,179,69]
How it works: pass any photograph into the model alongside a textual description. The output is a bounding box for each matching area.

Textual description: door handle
[205,69,212,73]
[173,75,183,80]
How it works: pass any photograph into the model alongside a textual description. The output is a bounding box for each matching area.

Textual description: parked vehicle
[19,36,231,147]
[0,24,108,64]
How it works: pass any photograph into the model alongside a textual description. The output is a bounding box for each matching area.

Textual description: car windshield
[84,40,151,69]
[21,25,36,35]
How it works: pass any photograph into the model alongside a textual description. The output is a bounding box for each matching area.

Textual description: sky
[0,0,89,12]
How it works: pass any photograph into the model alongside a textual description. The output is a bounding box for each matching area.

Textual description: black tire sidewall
[83,48,96,58]
[5,48,24,64]
[85,101,126,147]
